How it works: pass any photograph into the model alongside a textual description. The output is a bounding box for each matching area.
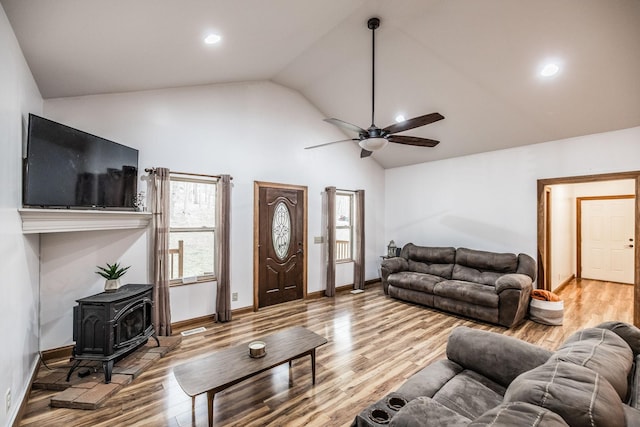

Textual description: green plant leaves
[95,262,131,279]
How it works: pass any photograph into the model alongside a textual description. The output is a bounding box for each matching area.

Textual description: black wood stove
[67,283,159,383]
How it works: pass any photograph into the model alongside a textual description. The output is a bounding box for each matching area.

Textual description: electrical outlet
[232,292,238,302]
[5,388,10,413]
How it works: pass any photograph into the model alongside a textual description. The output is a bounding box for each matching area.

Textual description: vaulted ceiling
[2,0,639,168]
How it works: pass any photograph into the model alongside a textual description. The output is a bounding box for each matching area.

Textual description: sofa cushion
[550,327,633,400]
[408,259,454,279]
[397,359,464,400]
[596,321,640,356]
[446,326,552,388]
[455,247,518,274]
[401,243,456,265]
[451,265,504,287]
[432,369,506,420]
[469,402,569,426]
[504,361,625,427]
[389,396,471,427]
[387,271,443,293]
[516,253,537,280]
[433,280,499,308]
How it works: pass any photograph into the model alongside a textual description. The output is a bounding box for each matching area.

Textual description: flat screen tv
[23,114,139,210]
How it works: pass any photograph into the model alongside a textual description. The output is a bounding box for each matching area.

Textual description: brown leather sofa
[380,243,536,328]
[352,322,640,426]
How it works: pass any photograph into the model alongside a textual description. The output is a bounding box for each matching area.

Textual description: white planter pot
[104,278,122,292]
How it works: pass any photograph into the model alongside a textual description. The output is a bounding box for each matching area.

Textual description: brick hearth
[34,335,181,410]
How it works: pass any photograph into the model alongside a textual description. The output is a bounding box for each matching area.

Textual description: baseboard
[11,354,40,427]
[175,279,384,325]
[172,314,216,333]
[41,345,74,362]
[307,279,381,299]
[552,274,575,293]
[231,306,254,316]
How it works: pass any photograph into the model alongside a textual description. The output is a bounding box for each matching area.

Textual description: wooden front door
[255,182,306,309]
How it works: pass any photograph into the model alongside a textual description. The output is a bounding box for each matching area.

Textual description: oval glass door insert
[272,201,291,259]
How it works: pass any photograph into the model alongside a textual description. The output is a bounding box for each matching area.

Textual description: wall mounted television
[23,114,139,210]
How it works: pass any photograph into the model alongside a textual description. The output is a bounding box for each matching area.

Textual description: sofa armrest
[380,257,408,294]
[446,326,552,388]
[495,275,533,327]
[495,273,532,294]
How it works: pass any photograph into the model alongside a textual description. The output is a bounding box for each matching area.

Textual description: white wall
[40,81,385,349]
[385,126,640,281]
[549,180,635,290]
[0,4,43,426]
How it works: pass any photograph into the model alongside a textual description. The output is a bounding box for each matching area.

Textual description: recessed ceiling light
[204,33,222,45]
[540,63,560,77]
[395,114,406,123]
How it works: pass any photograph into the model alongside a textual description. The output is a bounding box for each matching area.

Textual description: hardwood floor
[20,279,633,427]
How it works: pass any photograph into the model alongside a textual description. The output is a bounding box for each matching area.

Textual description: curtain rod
[328,187,358,193]
[145,168,232,180]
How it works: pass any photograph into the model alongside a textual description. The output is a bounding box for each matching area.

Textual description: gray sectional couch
[381,243,536,327]
[353,322,640,426]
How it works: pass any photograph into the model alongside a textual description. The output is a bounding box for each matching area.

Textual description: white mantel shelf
[19,208,153,234]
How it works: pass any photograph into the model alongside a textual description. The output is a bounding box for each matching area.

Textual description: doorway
[537,171,640,326]
[253,181,307,310]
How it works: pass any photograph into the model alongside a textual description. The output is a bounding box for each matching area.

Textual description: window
[336,192,354,262]
[169,174,216,284]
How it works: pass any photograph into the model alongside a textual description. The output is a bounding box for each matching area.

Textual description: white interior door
[581,198,635,284]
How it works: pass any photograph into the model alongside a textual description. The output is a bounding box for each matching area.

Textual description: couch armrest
[495,273,532,293]
[446,326,552,388]
[380,257,408,294]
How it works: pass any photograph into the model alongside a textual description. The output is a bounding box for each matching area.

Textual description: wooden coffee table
[173,326,327,426]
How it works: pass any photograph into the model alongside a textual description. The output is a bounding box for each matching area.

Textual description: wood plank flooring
[19,278,633,427]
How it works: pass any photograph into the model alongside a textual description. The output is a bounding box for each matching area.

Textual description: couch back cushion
[504,361,625,427]
[469,402,569,426]
[550,327,633,400]
[595,321,640,356]
[516,253,537,281]
[452,248,518,286]
[401,244,456,279]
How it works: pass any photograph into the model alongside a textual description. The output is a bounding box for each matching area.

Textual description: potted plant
[96,262,131,292]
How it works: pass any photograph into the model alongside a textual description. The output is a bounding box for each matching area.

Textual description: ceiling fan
[305,17,444,158]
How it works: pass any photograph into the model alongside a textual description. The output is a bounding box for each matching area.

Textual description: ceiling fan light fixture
[359,137,388,152]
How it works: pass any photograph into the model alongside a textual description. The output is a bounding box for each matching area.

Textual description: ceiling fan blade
[305,139,359,150]
[382,113,444,134]
[324,118,367,134]
[360,149,373,158]
[388,135,440,147]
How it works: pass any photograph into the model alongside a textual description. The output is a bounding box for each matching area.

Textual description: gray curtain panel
[150,167,172,336]
[325,186,336,297]
[354,189,365,290]
[216,175,232,322]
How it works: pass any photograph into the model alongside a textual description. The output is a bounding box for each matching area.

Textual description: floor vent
[350,289,365,294]
[180,326,207,337]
